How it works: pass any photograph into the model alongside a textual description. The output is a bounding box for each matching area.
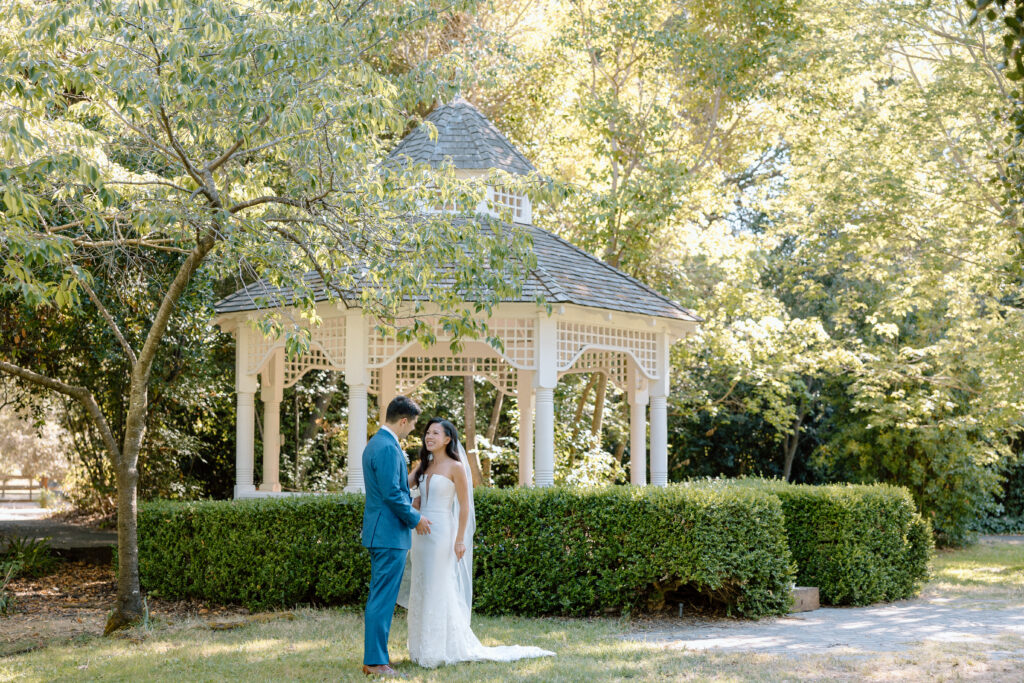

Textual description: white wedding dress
[405,472,555,668]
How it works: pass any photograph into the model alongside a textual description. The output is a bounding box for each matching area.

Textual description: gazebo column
[344,312,370,493]
[628,365,648,486]
[650,331,670,487]
[534,316,557,487]
[234,327,258,498]
[516,369,535,486]
[259,347,283,492]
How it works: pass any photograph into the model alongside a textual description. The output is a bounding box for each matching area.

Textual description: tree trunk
[482,391,503,487]
[105,454,141,634]
[300,380,338,446]
[590,373,608,438]
[463,376,482,487]
[782,412,805,482]
[569,374,598,466]
[571,374,597,439]
[104,238,214,632]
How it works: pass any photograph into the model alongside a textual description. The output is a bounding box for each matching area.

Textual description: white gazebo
[213,98,701,497]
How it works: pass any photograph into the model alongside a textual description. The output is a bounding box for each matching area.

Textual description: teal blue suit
[362,428,421,667]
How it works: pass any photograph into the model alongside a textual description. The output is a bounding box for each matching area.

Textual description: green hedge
[139,484,794,618]
[138,496,370,609]
[740,480,933,605]
[471,484,794,618]
[137,480,932,616]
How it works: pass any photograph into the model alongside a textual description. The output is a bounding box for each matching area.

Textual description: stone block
[789,586,820,613]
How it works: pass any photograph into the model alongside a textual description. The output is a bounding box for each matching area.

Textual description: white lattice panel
[245,329,276,376]
[367,328,416,368]
[487,318,535,369]
[245,317,346,376]
[367,318,534,370]
[559,350,630,391]
[492,186,525,222]
[557,322,658,378]
[311,317,346,368]
[394,356,518,396]
[283,347,343,388]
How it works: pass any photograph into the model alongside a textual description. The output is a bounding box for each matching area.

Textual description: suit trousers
[364,547,408,666]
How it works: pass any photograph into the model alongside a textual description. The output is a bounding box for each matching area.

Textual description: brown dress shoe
[362,664,404,677]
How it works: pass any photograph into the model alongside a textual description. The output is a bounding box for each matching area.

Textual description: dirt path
[0,504,116,557]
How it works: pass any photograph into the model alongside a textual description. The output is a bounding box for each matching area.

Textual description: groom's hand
[415,516,432,535]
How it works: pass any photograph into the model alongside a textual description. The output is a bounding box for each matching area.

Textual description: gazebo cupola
[390,96,535,224]
[214,97,701,498]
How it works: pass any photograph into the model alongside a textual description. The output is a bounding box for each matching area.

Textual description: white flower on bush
[559,446,625,488]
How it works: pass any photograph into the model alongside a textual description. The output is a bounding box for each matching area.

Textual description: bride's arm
[408,470,421,509]
[452,465,470,559]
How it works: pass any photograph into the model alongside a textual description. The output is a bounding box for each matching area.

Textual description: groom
[361,395,432,677]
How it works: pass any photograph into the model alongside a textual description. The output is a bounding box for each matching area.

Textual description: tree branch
[120,236,217,460]
[157,105,206,191]
[100,100,176,161]
[105,179,192,193]
[70,269,138,366]
[206,114,270,173]
[0,359,122,465]
[228,195,305,214]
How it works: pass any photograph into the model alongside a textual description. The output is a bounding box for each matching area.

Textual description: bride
[398,418,555,669]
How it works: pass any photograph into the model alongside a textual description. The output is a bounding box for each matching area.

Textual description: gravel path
[626,535,1024,658]
[625,600,1024,655]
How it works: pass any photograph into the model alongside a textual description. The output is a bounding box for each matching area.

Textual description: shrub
[138,480,931,615]
[139,484,795,618]
[740,480,933,605]
[1,536,57,579]
[473,484,794,618]
[1,560,20,615]
[973,514,1024,534]
[137,496,370,610]
[973,459,1024,534]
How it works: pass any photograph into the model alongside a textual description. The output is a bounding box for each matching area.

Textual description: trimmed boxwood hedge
[739,480,933,605]
[138,483,795,618]
[137,496,370,609]
[137,480,932,616]
[471,484,794,617]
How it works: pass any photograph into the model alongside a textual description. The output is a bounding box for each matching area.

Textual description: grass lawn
[923,536,1024,604]
[1,537,1022,682]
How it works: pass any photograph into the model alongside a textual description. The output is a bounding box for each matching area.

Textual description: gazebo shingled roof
[214,223,700,322]
[388,96,536,175]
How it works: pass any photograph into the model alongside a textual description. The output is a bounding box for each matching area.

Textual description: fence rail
[0,477,43,502]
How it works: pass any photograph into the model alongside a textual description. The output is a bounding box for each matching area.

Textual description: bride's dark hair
[414,418,461,483]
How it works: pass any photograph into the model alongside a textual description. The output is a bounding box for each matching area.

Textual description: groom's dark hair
[386,395,421,423]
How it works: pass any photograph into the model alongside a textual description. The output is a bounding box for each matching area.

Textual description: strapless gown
[406,474,555,668]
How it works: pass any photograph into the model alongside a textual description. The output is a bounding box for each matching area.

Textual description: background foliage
[3,0,1022,547]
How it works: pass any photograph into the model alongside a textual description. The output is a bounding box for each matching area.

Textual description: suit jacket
[361,429,421,549]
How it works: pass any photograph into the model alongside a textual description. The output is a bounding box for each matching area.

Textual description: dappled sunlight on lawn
[1,608,1022,683]
[921,540,1024,604]
[3,540,1024,682]
[936,564,1024,586]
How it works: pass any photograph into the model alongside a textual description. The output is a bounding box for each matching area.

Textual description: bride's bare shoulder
[450,462,468,483]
